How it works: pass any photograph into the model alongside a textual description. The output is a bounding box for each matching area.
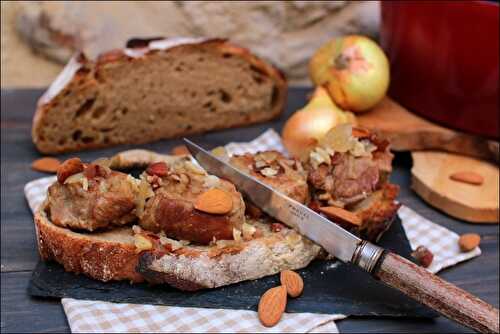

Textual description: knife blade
[184,138,499,334]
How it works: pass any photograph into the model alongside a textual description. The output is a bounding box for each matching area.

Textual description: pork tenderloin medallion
[305,124,400,241]
[47,158,140,231]
[306,124,394,208]
[229,151,309,204]
[139,159,246,245]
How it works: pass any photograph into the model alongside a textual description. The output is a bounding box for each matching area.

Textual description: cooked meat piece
[305,126,399,241]
[308,153,379,205]
[47,162,138,231]
[140,159,245,245]
[351,183,401,241]
[229,151,309,204]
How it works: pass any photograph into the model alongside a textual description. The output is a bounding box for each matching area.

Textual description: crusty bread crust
[35,200,143,283]
[32,38,287,154]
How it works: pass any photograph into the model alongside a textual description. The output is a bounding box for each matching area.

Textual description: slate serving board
[28,216,436,318]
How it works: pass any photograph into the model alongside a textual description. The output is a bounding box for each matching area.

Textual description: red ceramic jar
[381,1,499,139]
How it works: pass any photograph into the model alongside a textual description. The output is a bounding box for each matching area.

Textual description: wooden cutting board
[357,98,499,162]
[411,151,499,223]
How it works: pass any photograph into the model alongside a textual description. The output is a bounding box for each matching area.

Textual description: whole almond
[319,206,362,226]
[258,285,287,327]
[57,158,84,183]
[32,157,61,173]
[280,270,304,298]
[411,245,434,268]
[458,233,481,252]
[146,162,169,177]
[194,188,233,214]
[171,145,190,156]
[449,171,484,185]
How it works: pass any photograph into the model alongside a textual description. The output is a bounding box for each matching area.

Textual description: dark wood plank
[1,272,70,333]
[1,88,498,333]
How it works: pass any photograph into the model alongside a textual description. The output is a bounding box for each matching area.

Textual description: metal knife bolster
[352,241,386,273]
[184,139,385,273]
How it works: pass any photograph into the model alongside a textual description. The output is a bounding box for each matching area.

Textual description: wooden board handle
[374,252,499,333]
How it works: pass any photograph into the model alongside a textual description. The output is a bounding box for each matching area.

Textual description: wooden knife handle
[374,252,499,333]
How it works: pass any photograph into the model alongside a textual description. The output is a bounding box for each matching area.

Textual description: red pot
[381,1,499,139]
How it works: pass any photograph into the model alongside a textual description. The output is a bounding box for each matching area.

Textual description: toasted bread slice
[35,200,321,290]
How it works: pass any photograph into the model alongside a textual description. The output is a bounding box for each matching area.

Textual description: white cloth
[24,129,480,333]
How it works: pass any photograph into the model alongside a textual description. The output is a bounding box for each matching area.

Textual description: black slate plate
[28,216,437,318]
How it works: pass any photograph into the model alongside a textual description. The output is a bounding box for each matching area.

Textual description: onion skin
[309,35,390,112]
[282,86,355,160]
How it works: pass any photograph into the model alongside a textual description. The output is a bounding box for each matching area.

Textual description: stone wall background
[1,1,380,88]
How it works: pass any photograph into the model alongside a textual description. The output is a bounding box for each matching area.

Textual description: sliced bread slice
[34,200,321,290]
[32,38,287,154]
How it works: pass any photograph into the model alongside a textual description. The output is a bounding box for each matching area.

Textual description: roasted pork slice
[47,158,139,231]
[305,124,400,241]
[306,124,395,208]
[139,158,246,245]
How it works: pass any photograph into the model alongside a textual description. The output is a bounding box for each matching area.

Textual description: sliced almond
[258,285,287,327]
[260,167,278,177]
[134,234,153,253]
[458,233,481,252]
[352,127,370,139]
[280,270,304,298]
[449,171,484,185]
[171,145,190,156]
[211,146,228,158]
[32,157,61,173]
[194,188,233,214]
[319,206,362,226]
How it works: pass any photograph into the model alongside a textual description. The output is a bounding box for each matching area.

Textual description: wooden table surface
[1,88,498,333]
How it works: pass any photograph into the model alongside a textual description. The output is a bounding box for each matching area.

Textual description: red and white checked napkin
[25,129,481,333]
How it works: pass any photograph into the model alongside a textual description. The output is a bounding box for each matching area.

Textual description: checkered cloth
[25,129,481,333]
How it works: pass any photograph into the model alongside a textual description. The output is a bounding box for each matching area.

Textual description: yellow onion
[309,35,389,112]
[282,86,355,160]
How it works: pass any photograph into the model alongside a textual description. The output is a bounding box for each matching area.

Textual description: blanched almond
[319,206,362,226]
[280,270,304,297]
[171,145,190,156]
[258,285,287,327]
[32,157,61,173]
[449,171,483,185]
[134,234,153,253]
[194,188,233,214]
[458,233,481,252]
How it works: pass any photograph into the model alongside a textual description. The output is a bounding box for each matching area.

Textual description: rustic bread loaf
[32,38,287,154]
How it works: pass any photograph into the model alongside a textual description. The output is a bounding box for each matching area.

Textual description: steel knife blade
[184,138,362,263]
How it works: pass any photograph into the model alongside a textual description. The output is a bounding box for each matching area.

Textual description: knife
[184,138,499,333]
